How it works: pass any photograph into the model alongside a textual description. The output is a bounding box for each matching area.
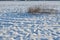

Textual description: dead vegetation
[28,6,57,14]
[28,7,40,13]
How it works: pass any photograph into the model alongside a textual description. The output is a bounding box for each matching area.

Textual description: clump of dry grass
[28,7,40,13]
[28,5,57,14]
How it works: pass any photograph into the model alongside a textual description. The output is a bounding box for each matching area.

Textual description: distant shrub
[28,5,57,14]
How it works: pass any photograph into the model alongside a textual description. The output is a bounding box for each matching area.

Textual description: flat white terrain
[0,1,60,13]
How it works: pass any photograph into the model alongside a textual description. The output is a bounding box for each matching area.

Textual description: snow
[0,1,60,13]
[0,1,60,40]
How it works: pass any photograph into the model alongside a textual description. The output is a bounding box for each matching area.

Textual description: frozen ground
[0,1,60,13]
[0,1,60,40]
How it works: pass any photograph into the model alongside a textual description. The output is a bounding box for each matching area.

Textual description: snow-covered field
[0,1,60,40]
[0,1,60,13]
